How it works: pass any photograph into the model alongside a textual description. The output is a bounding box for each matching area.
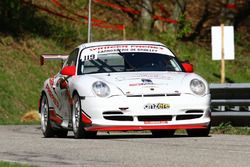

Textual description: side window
[64,48,79,67]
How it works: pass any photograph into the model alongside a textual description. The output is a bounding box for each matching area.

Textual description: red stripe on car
[49,109,63,124]
[85,124,208,131]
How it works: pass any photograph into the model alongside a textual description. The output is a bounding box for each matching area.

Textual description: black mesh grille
[103,111,123,115]
[127,93,180,97]
[185,110,204,113]
[103,116,133,121]
[176,115,202,120]
[143,94,165,97]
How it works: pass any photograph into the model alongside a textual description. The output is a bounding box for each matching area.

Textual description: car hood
[88,72,189,95]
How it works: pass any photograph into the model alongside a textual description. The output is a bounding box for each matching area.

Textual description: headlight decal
[190,79,206,96]
[92,81,110,97]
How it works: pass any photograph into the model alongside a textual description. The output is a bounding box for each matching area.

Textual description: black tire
[72,92,97,139]
[40,93,55,138]
[55,129,68,138]
[187,124,211,137]
[151,130,175,138]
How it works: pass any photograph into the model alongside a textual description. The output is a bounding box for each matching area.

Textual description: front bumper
[85,124,208,131]
[81,93,211,131]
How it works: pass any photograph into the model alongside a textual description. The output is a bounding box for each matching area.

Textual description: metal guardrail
[210,83,250,126]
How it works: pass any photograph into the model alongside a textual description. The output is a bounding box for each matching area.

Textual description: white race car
[39,41,211,138]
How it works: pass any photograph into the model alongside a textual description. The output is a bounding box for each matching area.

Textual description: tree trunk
[139,0,154,34]
[169,0,186,32]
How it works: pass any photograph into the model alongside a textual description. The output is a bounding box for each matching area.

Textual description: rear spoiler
[40,54,69,66]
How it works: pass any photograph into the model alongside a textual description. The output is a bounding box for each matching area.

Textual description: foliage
[0,161,37,167]
[0,0,86,48]
[0,35,66,124]
[176,14,192,39]
[0,0,50,37]
[211,123,250,135]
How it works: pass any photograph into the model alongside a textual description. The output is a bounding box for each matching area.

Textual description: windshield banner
[80,44,174,61]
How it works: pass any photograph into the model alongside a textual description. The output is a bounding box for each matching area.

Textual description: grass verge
[0,161,37,167]
[211,123,250,135]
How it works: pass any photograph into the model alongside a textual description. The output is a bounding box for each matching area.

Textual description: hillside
[0,0,249,123]
[0,36,65,123]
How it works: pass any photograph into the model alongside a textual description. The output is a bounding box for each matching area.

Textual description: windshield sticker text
[83,54,96,61]
[81,44,173,56]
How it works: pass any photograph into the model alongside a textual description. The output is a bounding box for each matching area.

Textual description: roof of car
[77,40,166,49]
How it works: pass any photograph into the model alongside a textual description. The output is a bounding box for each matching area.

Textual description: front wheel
[40,93,55,137]
[72,93,96,139]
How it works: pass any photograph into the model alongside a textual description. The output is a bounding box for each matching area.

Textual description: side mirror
[61,66,76,76]
[182,63,193,73]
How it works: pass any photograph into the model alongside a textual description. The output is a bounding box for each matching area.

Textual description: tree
[139,0,154,33]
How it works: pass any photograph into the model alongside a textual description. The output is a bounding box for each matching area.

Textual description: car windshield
[78,52,184,75]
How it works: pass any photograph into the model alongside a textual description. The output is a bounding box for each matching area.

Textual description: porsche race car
[39,40,211,139]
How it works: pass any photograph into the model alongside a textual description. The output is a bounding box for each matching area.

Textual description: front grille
[127,93,180,97]
[138,115,172,122]
[103,116,133,121]
[185,110,204,113]
[127,95,142,97]
[166,93,181,96]
[144,94,165,97]
[176,115,202,120]
[103,111,123,115]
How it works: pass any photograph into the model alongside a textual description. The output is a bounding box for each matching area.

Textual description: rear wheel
[72,93,96,139]
[186,124,211,137]
[40,94,55,137]
[151,130,175,137]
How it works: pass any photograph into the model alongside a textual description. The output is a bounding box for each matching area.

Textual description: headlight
[190,79,206,95]
[92,81,110,97]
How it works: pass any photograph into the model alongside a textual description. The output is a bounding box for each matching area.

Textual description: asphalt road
[0,125,250,167]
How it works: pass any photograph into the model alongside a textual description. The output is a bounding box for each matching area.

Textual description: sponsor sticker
[144,121,168,124]
[129,83,143,86]
[129,79,154,86]
[141,79,153,85]
[49,78,54,87]
[80,44,175,60]
[144,103,170,110]
[45,84,59,108]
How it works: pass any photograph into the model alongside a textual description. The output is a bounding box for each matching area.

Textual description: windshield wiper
[88,59,117,73]
[96,59,117,72]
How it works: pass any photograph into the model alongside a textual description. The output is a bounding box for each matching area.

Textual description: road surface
[0,125,250,167]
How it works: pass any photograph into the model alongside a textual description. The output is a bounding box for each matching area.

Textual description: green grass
[0,35,65,124]
[171,41,250,83]
[211,123,250,135]
[0,161,37,167]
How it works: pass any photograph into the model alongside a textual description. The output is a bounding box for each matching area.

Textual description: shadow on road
[46,133,211,140]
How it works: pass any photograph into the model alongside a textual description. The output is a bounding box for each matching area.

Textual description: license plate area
[144,103,170,110]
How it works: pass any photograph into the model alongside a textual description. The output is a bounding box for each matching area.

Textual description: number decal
[83,54,96,61]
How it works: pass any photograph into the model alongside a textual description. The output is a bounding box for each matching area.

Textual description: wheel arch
[39,90,54,113]
[70,89,79,115]
[39,91,46,113]
[72,89,79,97]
